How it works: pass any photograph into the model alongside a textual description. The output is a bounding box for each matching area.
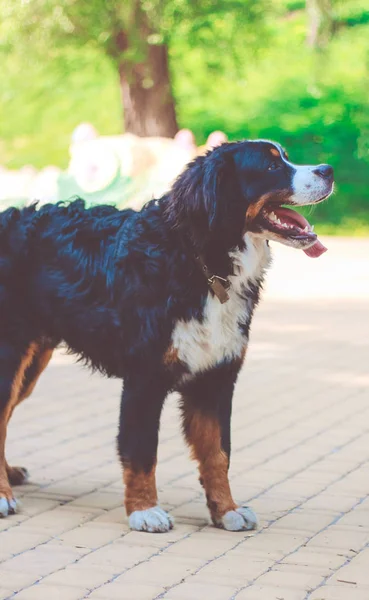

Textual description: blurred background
[1,8,369,593]
[0,0,368,233]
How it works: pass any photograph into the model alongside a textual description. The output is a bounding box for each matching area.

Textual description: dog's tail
[0,204,40,316]
[0,204,39,257]
[0,205,39,301]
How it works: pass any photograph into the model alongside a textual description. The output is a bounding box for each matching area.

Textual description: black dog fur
[0,140,333,530]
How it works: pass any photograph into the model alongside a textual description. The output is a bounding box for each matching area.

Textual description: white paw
[0,495,20,518]
[217,506,258,531]
[129,506,174,533]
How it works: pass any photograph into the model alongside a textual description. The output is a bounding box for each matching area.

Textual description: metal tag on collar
[208,275,230,304]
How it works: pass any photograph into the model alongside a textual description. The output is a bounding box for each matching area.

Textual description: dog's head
[167,140,334,258]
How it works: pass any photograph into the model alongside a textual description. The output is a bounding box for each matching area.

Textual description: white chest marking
[172,235,271,375]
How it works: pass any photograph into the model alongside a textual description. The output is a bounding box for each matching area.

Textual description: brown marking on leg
[163,345,188,380]
[18,347,53,403]
[0,343,39,502]
[123,463,158,515]
[4,344,53,488]
[163,346,179,367]
[9,343,39,414]
[5,344,53,425]
[0,418,13,501]
[182,408,237,524]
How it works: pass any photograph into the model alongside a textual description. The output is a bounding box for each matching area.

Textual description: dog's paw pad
[0,495,20,518]
[7,466,29,486]
[218,506,258,531]
[129,506,174,533]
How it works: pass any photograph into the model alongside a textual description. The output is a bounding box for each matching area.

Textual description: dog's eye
[268,161,281,171]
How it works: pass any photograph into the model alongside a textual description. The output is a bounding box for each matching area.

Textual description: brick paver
[1,237,369,599]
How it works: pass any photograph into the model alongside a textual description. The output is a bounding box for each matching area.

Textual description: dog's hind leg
[5,341,54,487]
[118,375,172,533]
[17,342,54,405]
[0,341,38,517]
[180,361,258,531]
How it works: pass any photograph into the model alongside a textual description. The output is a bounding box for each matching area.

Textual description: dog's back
[0,199,133,283]
[0,200,139,371]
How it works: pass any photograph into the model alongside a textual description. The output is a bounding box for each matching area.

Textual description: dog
[0,140,334,531]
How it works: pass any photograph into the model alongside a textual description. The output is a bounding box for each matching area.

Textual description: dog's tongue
[273,207,327,259]
[303,240,327,258]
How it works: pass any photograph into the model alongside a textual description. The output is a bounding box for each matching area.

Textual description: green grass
[0,1,368,233]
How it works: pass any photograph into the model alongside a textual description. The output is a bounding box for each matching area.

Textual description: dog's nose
[313,164,334,181]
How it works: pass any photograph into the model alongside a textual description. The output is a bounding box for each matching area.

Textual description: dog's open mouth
[260,205,327,258]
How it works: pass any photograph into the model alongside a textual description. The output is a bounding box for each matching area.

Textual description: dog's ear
[201,152,238,231]
[167,148,243,246]
[201,151,247,256]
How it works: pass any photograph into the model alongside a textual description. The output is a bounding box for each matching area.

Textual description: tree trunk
[306,0,335,47]
[118,43,178,138]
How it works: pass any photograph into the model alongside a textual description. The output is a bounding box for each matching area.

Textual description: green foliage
[0,0,270,65]
[0,0,368,232]
[172,3,369,231]
[0,47,121,169]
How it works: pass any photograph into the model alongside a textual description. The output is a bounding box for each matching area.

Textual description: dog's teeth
[269,212,277,221]
[311,225,315,231]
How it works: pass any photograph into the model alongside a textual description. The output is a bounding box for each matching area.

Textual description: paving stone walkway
[1,237,369,600]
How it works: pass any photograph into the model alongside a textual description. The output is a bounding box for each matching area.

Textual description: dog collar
[194,254,231,304]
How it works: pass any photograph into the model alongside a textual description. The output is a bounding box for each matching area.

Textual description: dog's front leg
[118,375,173,533]
[180,361,258,531]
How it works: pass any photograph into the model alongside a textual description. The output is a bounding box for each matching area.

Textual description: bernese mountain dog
[0,140,334,531]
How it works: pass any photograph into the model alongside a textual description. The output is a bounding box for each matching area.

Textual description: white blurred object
[68,140,120,193]
[71,122,98,145]
[197,131,228,155]
[102,133,156,178]
[28,166,61,204]
[67,131,196,204]
[206,131,228,149]
[0,125,200,210]
[174,129,197,154]
[121,133,196,209]
[0,165,37,202]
